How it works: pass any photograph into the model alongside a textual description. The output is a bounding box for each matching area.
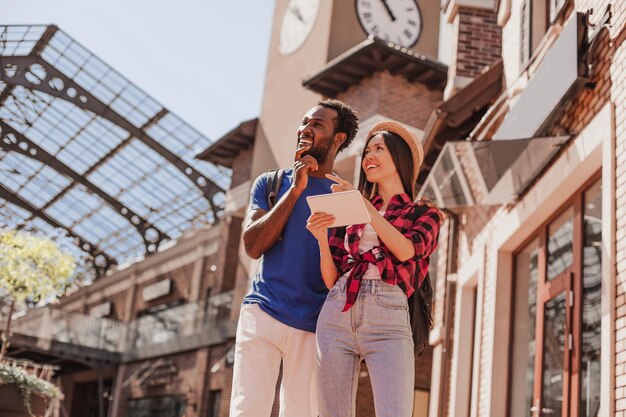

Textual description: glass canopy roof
[0,25,231,275]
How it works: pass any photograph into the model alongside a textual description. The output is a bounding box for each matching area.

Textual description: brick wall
[455,7,502,79]
[117,348,211,417]
[605,0,626,414]
[203,343,234,417]
[131,263,194,318]
[338,73,382,122]
[338,71,443,131]
[446,5,502,96]
[436,1,623,415]
[215,216,243,292]
[230,147,253,189]
[416,345,434,390]
[199,250,221,302]
[378,73,443,130]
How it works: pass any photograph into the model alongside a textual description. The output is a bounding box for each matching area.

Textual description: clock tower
[250,0,441,178]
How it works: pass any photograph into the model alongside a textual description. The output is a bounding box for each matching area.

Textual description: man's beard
[303,137,333,165]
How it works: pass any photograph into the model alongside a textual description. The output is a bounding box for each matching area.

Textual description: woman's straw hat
[367,121,423,184]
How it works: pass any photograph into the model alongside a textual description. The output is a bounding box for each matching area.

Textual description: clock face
[279,0,320,55]
[356,0,422,48]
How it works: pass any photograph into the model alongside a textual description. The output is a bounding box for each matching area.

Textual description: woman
[306,121,443,417]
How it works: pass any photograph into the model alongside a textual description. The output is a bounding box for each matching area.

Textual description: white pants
[229,304,318,417]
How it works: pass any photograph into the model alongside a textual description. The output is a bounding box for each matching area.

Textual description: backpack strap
[409,203,437,356]
[266,169,285,210]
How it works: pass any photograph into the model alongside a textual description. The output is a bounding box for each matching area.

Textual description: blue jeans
[316,276,415,417]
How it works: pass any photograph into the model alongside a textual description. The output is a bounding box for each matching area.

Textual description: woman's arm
[318,238,340,289]
[306,213,340,289]
[404,206,443,259]
[325,173,415,262]
[363,201,415,262]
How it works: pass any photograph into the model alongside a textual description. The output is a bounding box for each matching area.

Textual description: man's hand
[293,146,318,191]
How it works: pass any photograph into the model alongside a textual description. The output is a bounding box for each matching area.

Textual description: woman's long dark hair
[357,131,415,200]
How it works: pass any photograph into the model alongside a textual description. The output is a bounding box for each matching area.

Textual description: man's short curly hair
[318,99,359,153]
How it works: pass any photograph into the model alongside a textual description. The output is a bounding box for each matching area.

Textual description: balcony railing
[11,307,124,352]
[11,291,234,355]
[131,291,234,348]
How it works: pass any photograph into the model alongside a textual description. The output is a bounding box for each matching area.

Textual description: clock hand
[289,6,305,24]
[379,0,396,22]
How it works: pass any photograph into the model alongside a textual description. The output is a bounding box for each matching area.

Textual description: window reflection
[131,293,233,348]
[541,292,566,416]
[581,179,602,417]
[134,300,187,347]
[127,396,186,417]
[432,148,467,207]
[547,207,574,280]
[510,238,539,417]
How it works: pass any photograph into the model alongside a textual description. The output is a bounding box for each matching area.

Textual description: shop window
[546,207,573,280]
[510,238,539,417]
[580,180,602,416]
[70,379,113,417]
[127,396,186,417]
[540,292,567,415]
[208,390,222,417]
[509,175,602,417]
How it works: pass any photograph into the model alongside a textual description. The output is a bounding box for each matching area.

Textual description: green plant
[0,230,75,416]
[0,363,60,416]
[0,363,60,398]
[0,230,77,361]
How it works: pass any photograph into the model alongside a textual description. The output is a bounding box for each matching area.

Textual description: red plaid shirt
[328,193,442,311]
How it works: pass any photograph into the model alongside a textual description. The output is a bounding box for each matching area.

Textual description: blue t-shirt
[243,168,333,332]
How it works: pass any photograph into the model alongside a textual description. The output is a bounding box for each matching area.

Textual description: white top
[339,211,385,280]
[359,221,381,280]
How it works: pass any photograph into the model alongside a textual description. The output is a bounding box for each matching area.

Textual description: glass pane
[542,292,566,416]
[208,390,222,417]
[547,207,574,280]
[580,179,602,417]
[510,237,539,417]
[433,147,468,207]
[127,396,186,417]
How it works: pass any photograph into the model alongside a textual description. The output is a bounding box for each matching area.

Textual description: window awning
[419,136,569,208]
[302,37,448,97]
[419,13,587,209]
[196,118,258,168]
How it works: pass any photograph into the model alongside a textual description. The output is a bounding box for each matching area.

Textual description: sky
[1,0,276,140]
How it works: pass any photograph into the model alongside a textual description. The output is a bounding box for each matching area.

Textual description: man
[230,99,359,417]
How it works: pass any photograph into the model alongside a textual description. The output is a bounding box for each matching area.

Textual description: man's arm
[243,152,319,259]
[243,186,304,259]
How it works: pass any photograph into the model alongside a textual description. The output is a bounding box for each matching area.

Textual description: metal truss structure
[0,25,231,276]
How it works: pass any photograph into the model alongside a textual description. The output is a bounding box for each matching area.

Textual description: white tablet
[306,189,371,227]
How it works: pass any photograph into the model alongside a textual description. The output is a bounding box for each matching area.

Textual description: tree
[0,230,76,362]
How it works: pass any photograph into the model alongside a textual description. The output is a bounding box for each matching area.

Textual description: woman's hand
[326,174,355,193]
[306,212,335,241]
